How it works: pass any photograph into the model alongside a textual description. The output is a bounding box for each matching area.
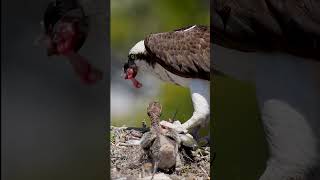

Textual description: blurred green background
[212,76,268,180]
[111,0,268,179]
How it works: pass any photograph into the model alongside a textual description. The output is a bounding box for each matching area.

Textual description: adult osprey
[123,25,210,134]
[37,0,103,84]
[213,1,320,180]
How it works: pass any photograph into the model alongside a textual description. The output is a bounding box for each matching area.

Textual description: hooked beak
[122,62,129,79]
[122,60,142,88]
[122,61,137,79]
[122,71,129,79]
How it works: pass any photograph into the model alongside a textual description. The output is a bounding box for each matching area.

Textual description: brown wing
[212,0,320,61]
[144,25,210,80]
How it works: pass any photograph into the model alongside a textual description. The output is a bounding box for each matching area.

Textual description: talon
[159,120,187,134]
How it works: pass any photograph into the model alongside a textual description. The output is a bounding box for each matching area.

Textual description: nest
[110,126,210,180]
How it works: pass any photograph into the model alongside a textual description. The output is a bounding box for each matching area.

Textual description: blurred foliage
[111,0,210,53]
[212,76,268,180]
[158,84,193,121]
[111,84,193,127]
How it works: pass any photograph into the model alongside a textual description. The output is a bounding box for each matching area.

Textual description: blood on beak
[126,68,135,79]
[123,62,142,88]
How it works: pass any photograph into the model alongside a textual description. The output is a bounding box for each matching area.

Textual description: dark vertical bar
[105,0,111,179]
[1,0,110,179]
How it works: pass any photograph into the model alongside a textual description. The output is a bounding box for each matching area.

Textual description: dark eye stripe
[128,53,147,61]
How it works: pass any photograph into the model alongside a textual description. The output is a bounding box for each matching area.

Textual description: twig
[181,150,194,162]
[126,127,149,133]
[111,126,149,133]
[118,142,140,146]
[199,149,204,157]
[200,166,209,179]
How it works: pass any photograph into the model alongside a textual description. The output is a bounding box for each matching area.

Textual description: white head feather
[129,40,146,55]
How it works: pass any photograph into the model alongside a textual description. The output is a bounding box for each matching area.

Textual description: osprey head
[123,40,146,88]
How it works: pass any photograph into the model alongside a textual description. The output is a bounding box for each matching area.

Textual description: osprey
[36,0,103,84]
[213,1,320,180]
[123,25,210,134]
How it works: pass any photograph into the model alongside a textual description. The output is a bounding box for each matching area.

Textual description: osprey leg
[190,117,210,144]
[256,54,320,180]
[182,79,210,131]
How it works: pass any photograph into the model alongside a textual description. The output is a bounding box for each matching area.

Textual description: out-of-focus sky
[110,0,210,127]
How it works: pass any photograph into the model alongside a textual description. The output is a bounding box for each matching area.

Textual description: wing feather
[145,25,210,80]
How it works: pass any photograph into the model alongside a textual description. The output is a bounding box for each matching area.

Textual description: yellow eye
[129,54,135,60]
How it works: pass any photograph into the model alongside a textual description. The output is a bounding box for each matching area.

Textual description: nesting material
[110,102,210,179]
